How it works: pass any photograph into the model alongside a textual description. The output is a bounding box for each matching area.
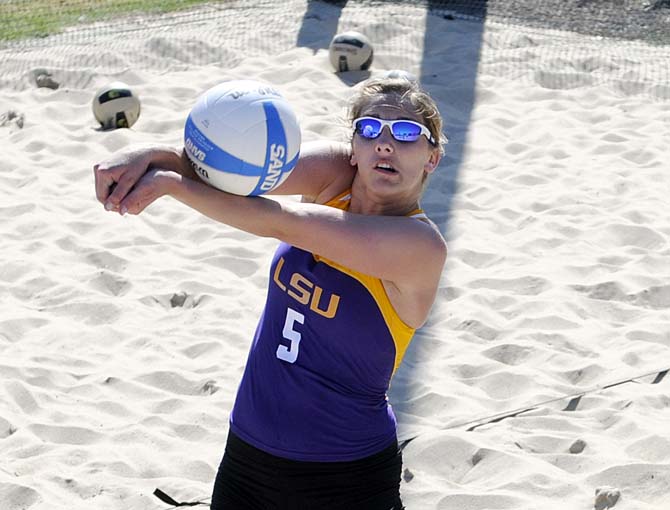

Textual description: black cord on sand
[399,367,669,451]
[153,368,668,505]
[153,488,210,507]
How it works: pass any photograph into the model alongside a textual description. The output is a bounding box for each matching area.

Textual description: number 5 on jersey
[276,307,304,363]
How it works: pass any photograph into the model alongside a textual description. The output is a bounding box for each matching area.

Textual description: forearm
[157,172,445,287]
[146,146,199,181]
[168,173,292,239]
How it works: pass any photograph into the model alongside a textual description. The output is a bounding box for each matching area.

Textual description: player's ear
[423,149,440,174]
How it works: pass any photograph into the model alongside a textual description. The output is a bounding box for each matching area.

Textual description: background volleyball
[328,31,374,72]
[183,80,301,196]
[383,69,418,83]
[92,81,140,129]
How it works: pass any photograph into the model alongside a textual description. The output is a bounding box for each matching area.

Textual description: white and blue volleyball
[184,80,301,196]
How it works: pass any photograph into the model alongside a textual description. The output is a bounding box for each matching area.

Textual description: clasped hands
[93,149,180,216]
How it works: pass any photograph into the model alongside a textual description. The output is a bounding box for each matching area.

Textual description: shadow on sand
[296,0,489,443]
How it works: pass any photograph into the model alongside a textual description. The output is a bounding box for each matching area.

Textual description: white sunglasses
[353,116,438,145]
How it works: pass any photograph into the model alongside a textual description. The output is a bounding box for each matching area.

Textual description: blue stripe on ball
[250,101,289,196]
[184,116,265,176]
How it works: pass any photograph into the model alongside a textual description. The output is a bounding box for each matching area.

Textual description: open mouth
[374,162,398,174]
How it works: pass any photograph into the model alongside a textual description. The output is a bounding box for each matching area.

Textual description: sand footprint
[467,276,550,296]
[134,371,219,396]
[89,270,131,297]
[84,250,128,273]
[482,343,534,366]
[0,416,17,439]
[598,224,665,250]
[571,281,629,302]
[534,68,595,90]
[27,424,104,445]
[0,317,50,343]
[625,434,670,463]
[455,318,500,341]
[140,291,209,309]
[0,483,41,510]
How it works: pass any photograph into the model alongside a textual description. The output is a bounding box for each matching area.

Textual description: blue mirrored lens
[391,121,422,141]
[356,119,382,138]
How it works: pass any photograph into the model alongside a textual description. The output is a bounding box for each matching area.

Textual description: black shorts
[211,431,405,510]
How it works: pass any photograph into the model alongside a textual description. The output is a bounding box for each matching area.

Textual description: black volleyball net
[0,0,669,100]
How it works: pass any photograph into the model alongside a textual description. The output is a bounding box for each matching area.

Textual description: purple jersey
[229,191,426,461]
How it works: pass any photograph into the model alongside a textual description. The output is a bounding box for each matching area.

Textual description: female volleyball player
[94,77,447,510]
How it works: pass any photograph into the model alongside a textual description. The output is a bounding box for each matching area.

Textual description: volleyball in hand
[183,80,301,196]
[92,82,140,129]
[328,31,374,72]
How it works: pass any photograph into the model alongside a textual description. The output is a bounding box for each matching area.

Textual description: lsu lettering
[273,256,340,318]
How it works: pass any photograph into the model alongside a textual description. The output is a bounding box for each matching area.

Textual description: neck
[349,176,421,216]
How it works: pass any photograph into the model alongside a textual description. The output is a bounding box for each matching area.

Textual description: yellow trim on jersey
[314,189,425,374]
[312,255,414,373]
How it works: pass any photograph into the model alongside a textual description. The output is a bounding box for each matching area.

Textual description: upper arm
[346,216,447,291]
[268,140,354,202]
[274,203,447,291]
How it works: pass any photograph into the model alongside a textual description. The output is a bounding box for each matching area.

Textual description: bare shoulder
[423,216,448,253]
[384,216,447,328]
[412,216,448,282]
[270,140,354,201]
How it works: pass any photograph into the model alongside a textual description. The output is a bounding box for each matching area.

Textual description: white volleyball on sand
[92,81,140,129]
[183,80,301,196]
[383,69,418,83]
[328,31,374,72]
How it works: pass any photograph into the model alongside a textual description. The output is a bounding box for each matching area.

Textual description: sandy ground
[1,1,669,509]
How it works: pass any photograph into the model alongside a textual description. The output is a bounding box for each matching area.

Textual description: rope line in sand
[153,367,668,507]
[402,366,669,447]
